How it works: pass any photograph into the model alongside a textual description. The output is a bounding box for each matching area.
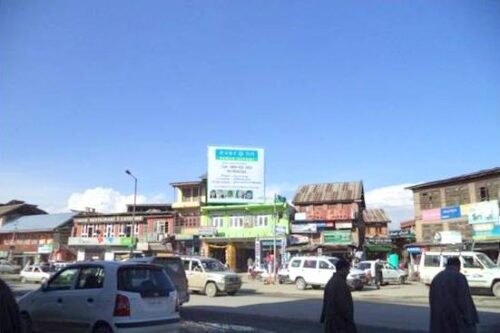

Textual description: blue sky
[1,1,499,222]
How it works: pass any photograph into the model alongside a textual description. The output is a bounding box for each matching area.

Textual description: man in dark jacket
[0,277,22,333]
[429,257,479,333]
[320,258,357,333]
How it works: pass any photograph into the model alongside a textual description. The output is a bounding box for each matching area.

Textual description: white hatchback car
[18,261,180,333]
[20,265,53,284]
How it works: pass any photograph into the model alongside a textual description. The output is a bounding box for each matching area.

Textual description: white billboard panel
[207,146,265,204]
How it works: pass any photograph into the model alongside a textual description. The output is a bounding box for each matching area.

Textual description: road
[6,277,500,333]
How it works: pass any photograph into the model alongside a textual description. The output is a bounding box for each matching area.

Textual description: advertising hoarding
[207,146,265,204]
[290,223,317,233]
[468,200,499,225]
[421,208,441,221]
[440,206,461,220]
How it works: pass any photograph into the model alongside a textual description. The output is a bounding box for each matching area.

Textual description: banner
[440,206,461,220]
[468,200,499,225]
[207,146,265,204]
[421,208,441,221]
[291,223,317,233]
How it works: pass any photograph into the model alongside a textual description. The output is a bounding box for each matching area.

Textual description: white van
[287,256,366,291]
[419,251,500,297]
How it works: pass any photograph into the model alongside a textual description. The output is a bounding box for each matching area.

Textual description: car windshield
[201,260,226,272]
[476,253,497,269]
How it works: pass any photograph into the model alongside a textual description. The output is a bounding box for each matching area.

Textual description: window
[230,216,244,228]
[255,215,268,227]
[183,260,191,271]
[319,261,331,269]
[424,255,440,267]
[87,225,94,237]
[192,187,199,199]
[118,266,174,297]
[48,267,80,290]
[303,260,317,269]
[290,259,301,268]
[134,223,139,236]
[81,224,88,237]
[118,224,126,237]
[76,266,104,289]
[191,261,203,272]
[475,180,499,202]
[479,187,489,201]
[211,217,224,228]
[462,256,482,269]
[182,188,192,202]
[419,190,441,210]
[104,224,114,237]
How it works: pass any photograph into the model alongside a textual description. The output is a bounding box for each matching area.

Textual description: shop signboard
[389,230,414,239]
[440,206,461,220]
[421,208,441,221]
[406,247,421,254]
[291,223,317,233]
[434,231,462,244]
[68,237,133,246]
[294,212,306,221]
[274,226,287,235]
[472,221,500,241]
[75,216,143,223]
[37,244,53,254]
[468,200,499,225]
[323,230,352,245]
[207,146,265,204]
[198,227,217,236]
[260,239,283,248]
[335,222,352,229]
[288,235,309,245]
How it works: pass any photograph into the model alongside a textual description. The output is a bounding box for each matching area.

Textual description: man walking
[374,259,383,289]
[0,277,21,333]
[320,258,357,333]
[429,257,479,333]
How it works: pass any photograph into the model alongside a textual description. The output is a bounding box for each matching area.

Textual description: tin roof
[0,213,76,233]
[400,219,415,228]
[292,182,363,204]
[363,209,391,223]
[406,167,500,191]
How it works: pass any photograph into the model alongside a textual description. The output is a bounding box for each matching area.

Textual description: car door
[29,266,80,333]
[62,265,108,333]
[461,255,486,288]
[189,260,206,290]
[318,260,335,285]
[301,259,318,284]
[382,263,397,282]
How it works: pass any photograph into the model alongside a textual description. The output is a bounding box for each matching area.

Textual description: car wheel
[295,277,306,290]
[93,324,112,333]
[205,282,218,297]
[20,277,26,284]
[227,290,237,296]
[492,282,500,298]
[20,313,32,333]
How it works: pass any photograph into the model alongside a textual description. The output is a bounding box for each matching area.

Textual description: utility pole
[126,170,138,258]
[273,193,277,283]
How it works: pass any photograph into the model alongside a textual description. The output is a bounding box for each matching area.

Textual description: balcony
[139,233,170,243]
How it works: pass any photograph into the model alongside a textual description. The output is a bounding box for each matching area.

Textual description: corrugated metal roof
[406,167,500,191]
[363,209,391,223]
[0,204,24,216]
[0,213,76,233]
[292,182,363,204]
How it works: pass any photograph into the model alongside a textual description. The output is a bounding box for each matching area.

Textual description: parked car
[419,251,500,297]
[182,256,242,297]
[18,261,180,333]
[287,256,367,291]
[20,265,53,284]
[129,256,189,305]
[357,260,408,285]
[0,259,21,274]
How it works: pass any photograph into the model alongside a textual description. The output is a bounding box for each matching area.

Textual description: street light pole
[273,193,277,283]
[125,170,137,258]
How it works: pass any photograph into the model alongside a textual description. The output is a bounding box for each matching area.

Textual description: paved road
[6,277,500,333]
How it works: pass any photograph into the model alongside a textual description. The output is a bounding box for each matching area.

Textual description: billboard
[207,146,265,204]
[468,200,499,225]
[323,230,352,245]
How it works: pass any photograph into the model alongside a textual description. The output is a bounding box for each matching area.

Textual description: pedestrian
[0,277,22,333]
[429,257,479,333]
[374,259,383,289]
[320,258,357,333]
[247,257,254,272]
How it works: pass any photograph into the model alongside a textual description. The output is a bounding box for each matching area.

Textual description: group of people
[320,256,479,333]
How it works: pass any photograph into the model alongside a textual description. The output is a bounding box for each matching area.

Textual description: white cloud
[365,183,416,228]
[67,187,166,213]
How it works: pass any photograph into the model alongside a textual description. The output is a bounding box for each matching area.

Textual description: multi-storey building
[0,213,76,265]
[170,174,207,254]
[199,200,292,272]
[406,167,500,260]
[362,208,393,258]
[290,182,366,257]
[69,211,176,261]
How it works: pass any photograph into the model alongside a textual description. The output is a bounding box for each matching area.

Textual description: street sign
[274,226,286,235]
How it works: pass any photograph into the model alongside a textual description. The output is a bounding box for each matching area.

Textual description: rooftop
[0,200,47,217]
[406,167,500,191]
[0,213,76,233]
[292,182,364,204]
[363,209,391,223]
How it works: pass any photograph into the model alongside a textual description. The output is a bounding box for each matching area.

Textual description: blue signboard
[440,206,461,220]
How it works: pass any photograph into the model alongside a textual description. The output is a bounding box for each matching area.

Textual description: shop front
[69,236,135,261]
